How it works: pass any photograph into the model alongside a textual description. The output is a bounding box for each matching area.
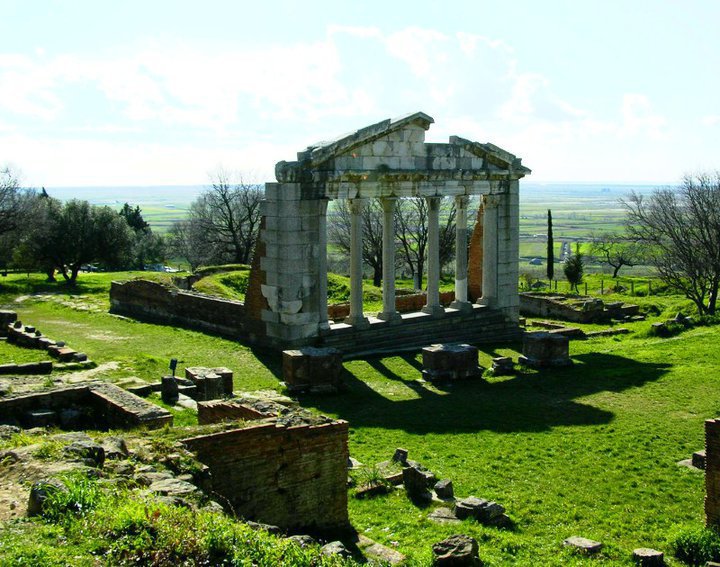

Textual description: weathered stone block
[434,479,454,499]
[491,356,514,376]
[422,343,482,381]
[282,347,343,393]
[563,536,602,554]
[632,548,664,566]
[432,534,483,566]
[519,332,572,368]
[161,376,179,405]
[402,464,435,500]
[0,311,17,337]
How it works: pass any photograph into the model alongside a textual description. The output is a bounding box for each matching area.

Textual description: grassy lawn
[0,272,716,565]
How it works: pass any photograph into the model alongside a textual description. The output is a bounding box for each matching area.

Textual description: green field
[0,271,717,565]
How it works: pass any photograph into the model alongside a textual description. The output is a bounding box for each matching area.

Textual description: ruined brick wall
[468,203,484,302]
[110,280,248,339]
[183,420,349,532]
[326,291,456,321]
[706,418,720,526]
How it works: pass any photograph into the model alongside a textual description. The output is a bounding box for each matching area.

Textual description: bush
[41,473,103,523]
[671,525,720,565]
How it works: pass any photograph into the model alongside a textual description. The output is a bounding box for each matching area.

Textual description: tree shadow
[303,352,671,434]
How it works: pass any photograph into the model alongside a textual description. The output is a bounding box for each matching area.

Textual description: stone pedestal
[0,311,17,337]
[186,367,234,398]
[161,376,179,405]
[282,347,344,393]
[421,343,483,381]
[519,332,572,368]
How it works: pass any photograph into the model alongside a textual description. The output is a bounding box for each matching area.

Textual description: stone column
[344,198,369,328]
[422,196,445,316]
[479,194,499,307]
[378,198,401,322]
[450,195,472,312]
[318,198,330,330]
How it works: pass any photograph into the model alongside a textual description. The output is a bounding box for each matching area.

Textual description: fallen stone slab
[321,541,351,558]
[563,536,602,554]
[149,477,198,497]
[455,496,505,523]
[403,463,436,500]
[356,534,406,565]
[632,547,664,566]
[428,507,462,524]
[432,534,483,566]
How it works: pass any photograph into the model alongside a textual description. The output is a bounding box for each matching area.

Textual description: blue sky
[1,0,718,186]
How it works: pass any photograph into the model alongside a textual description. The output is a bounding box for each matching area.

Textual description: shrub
[671,525,720,565]
[41,473,103,523]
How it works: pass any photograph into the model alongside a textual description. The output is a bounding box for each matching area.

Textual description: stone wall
[0,382,172,430]
[197,400,274,424]
[520,293,639,323]
[706,418,720,526]
[110,280,260,339]
[183,419,349,532]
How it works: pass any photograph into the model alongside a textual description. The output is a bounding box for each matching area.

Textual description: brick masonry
[706,418,720,526]
[197,400,275,425]
[183,419,350,532]
[468,202,484,302]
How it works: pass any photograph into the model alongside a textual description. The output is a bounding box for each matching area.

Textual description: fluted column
[344,198,369,327]
[450,195,472,312]
[422,196,445,316]
[378,197,401,322]
[479,194,499,307]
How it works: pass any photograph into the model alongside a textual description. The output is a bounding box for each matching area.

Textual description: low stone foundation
[183,417,349,533]
[198,399,278,424]
[520,293,640,323]
[0,310,17,336]
[0,382,173,430]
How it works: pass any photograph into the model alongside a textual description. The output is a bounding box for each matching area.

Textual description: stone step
[320,309,520,355]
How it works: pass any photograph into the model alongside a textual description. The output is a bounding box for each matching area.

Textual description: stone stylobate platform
[245,112,530,351]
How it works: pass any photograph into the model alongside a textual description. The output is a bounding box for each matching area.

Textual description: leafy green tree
[119,203,150,233]
[547,209,554,281]
[563,244,584,293]
[118,203,165,269]
[19,199,133,283]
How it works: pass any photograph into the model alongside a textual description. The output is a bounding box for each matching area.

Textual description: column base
[477,296,494,307]
[344,315,370,328]
[318,321,331,332]
[449,300,473,313]
[377,311,402,324]
[421,304,445,317]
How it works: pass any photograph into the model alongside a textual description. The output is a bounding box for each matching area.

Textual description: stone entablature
[252,112,530,348]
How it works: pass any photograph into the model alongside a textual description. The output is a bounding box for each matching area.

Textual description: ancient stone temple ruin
[245,112,531,352]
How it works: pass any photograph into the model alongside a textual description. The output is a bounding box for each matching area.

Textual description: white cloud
[702,115,720,126]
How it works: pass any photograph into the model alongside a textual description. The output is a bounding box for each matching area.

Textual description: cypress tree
[547,209,554,281]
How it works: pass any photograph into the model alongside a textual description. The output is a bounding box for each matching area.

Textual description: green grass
[1,270,718,565]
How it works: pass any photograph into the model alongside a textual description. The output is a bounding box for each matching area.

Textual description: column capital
[483,194,501,208]
[379,196,398,212]
[454,195,470,209]
[425,195,442,210]
[347,197,368,215]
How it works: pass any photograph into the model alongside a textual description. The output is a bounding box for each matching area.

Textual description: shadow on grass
[303,352,671,434]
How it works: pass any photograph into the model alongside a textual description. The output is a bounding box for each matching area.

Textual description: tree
[394,198,456,289]
[624,172,720,315]
[0,167,27,238]
[118,203,165,269]
[590,232,642,278]
[18,199,133,283]
[563,244,584,293]
[176,171,262,266]
[547,209,554,281]
[119,203,150,233]
[167,220,211,271]
[328,199,385,287]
